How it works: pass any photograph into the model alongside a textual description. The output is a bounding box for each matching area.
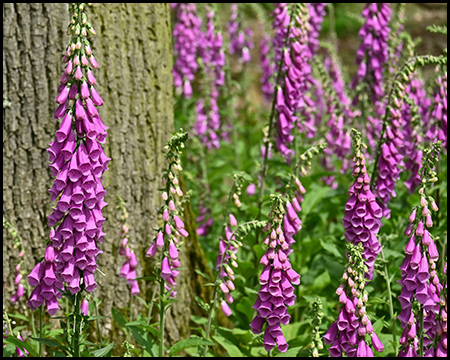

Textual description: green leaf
[133,276,158,281]
[194,269,212,281]
[4,336,36,357]
[312,269,331,290]
[112,308,127,329]
[135,296,149,309]
[31,337,63,348]
[319,238,342,258]
[275,346,302,357]
[168,338,215,356]
[8,313,30,322]
[372,316,385,335]
[126,325,157,357]
[370,297,389,305]
[301,186,330,219]
[382,248,403,259]
[91,343,114,357]
[3,343,16,357]
[212,335,243,357]
[190,315,208,325]
[87,315,109,321]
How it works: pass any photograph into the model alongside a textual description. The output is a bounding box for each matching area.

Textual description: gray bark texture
[3,3,215,354]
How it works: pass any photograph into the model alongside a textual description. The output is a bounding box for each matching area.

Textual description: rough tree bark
[3,3,215,353]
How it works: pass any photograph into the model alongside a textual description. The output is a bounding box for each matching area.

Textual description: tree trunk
[3,3,214,353]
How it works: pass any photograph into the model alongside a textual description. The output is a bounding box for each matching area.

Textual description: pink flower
[80,298,89,316]
[221,300,232,316]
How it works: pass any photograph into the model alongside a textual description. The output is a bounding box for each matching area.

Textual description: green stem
[129,293,134,324]
[147,283,158,326]
[3,304,14,338]
[93,295,103,345]
[24,282,37,338]
[419,304,424,357]
[73,292,81,358]
[381,248,397,355]
[202,287,217,357]
[159,278,165,358]
[39,305,43,357]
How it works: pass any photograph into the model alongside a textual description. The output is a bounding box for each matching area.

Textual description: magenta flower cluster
[196,199,214,237]
[260,33,276,104]
[426,70,447,150]
[306,3,327,57]
[215,213,241,316]
[274,4,312,160]
[11,255,25,304]
[250,186,304,353]
[324,244,384,357]
[228,4,253,63]
[401,75,431,194]
[342,146,382,280]
[172,3,202,99]
[28,5,107,315]
[193,7,225,150]
[397,194,443,356]
[351,3,391,151]
[351,3,391,104]
[27,242,63,315]
[373,87,407,219]
[325,134,385,356]
[119,225,140,297]
[147,141,188,299]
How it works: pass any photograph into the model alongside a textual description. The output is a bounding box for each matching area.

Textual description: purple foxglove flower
[160,257,172,281]
[427,238,439,261]
[80,298,89,316]
[131,280,140,296]
[86,69,96,85]
[83,271,97,292]
[80,81,90,99]
[130,251,138,268]
[85,98,99,119]
[371,332,384,352]
[56,86,70,104]
[168,241,178,260]
[74,66,83,81]
[68,82,78,100]
[165,223,171,235]
[90,86,104,106]
[64,59,73,74]
[163,209,169,222]
[28,262,44,287]
[177,228,189,238]
[89,55,98,69]
[15,333,29,357]
[250,315,265,334]
[53,99,69,120]
[183,80,192,99]
[60,72,70,84]
[46,296,60,316]
[75,98,86,121]
[155,231,164,249]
